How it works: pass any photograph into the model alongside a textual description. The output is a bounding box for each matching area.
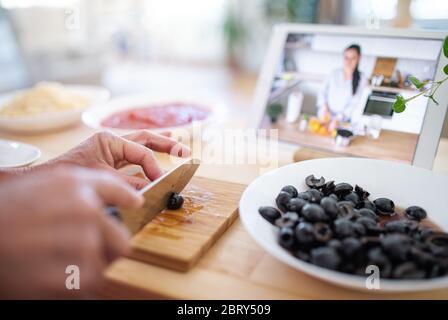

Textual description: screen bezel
[250,23,448,169]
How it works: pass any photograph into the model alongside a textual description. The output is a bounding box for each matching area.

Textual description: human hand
[0,166,143,299]
[44,130,190,189]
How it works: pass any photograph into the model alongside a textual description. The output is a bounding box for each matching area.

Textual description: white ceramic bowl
[0,139,41,168]
[82,93,225,135]
[239,157,448,292]
[0,85,110,134]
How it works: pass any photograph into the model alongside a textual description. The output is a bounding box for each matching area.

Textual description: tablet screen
[259,32,444,164]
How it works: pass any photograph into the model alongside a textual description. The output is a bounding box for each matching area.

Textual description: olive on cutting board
[258,175,448,280]
[167,192,184,210]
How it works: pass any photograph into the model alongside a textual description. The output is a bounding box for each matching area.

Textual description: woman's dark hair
[345,44,361,95]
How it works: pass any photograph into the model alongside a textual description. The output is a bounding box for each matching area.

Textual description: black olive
[328,239,342,251]
[337,202,357,220]
[367,247,390,266]
[353,222,367,236]
[322,181,336,196]
[373,198,395,216]
[343,192,360,206]
[384,220,418,234]
[356,217,381,235]
[354,185,370,200]
[320,197,339,219]
[359,199,376,211]
[418,227,436,241]
[281,185,298,198]
[301,203,328,222]
[340,262,356,274]
[166,192,184,210]
[357,208,379,221]
[293,250,310,262]
[333,219,356,238]
[428,264,448,278]
[295,222,316,247]
[258,206,281,225]
[310,247,341,270]
[275,212,300,228]
[305,174,326,189]
[334,183,353,197]
[286,198,307,214]
[380,233,413,262]
[340,237,363,257]
[314,223,333,243]
[297,191,312,202]
[404,206,427,221]
[393,262,426,279]
[409,246,437,267]
[361,236,382,249]
[276,191,292,212]
[426,233,448,257]
[278,227,295,250]
[328,193,339,201]
[308,189,323,204]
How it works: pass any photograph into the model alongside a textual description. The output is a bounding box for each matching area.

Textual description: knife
[108,158,200,234]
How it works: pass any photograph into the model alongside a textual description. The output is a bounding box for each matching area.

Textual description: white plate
[82,93,225,135]
[0,85,110,134]
[239,158,448,292]
[0,139,41,168]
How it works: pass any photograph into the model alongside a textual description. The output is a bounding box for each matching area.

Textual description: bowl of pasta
[0,82,110,134]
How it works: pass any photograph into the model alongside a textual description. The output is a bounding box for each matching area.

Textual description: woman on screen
[316,44,367,122]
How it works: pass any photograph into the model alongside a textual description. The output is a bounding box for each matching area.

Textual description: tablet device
[251,24,448,169]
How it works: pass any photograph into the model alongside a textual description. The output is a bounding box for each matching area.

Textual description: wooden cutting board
[128,176,246,272]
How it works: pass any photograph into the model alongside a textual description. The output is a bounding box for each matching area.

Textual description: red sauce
[101,102,210,129]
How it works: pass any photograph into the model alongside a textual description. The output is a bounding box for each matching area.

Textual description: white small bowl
[82,93,225,135]
[0,85,110,134]
[0,139,41,168]
[239,158,448,292]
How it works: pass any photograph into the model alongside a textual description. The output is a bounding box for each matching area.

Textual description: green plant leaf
[393,95,406,113]
[267,103,284,123]
[444,64,448,75]
[408,75,424,89]
[428,95,439,106]
[444,36,448,58]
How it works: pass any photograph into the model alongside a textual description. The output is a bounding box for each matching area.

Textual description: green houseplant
[393,36,448,113]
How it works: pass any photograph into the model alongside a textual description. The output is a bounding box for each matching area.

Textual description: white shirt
[316,68,367,121]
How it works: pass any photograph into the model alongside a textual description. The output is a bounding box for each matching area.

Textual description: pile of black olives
[259,175,448,280]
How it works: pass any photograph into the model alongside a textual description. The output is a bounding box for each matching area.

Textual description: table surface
[262,117,419,164]
[1,65,448,299]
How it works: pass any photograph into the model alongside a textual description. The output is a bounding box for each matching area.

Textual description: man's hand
[0,166,143,299]
[44,130,190,189]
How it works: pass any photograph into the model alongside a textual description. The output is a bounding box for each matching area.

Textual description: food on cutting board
[166,192,184,210]
[101,102,210,129]
[0,82,90,117]
[259,175,448,280]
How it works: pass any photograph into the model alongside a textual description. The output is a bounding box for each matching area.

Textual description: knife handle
[106,206,122,222]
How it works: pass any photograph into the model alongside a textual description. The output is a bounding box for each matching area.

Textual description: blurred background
[1,0,448,135]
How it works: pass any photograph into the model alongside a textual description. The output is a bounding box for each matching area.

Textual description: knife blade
[108,158,200,234]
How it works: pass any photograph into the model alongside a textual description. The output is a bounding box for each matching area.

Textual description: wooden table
[261,117,419,164]
[1,66,448,299]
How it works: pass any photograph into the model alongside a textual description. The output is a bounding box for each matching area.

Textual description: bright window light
[411,0,448,20]
[351,0,398,20]
[0,0,78,8]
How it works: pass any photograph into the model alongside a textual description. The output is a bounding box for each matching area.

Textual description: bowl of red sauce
[83,94,220,134]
